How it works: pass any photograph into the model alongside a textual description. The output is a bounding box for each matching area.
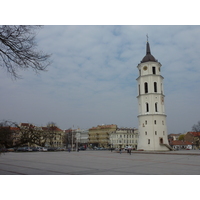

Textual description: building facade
[75,129,88,148]
[88,124,117,148]
[136,40,170,151]
[110,128,138,149]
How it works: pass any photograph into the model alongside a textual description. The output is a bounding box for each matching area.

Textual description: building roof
[20,123,31,127]
[89,124,117,130]
[42,126,63,132]
[10,127,20,131]
[171,140,192,145]
[188,132,200,137]
[141,41,157,63]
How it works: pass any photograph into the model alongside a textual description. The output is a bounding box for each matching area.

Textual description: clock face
[143,66,147,71]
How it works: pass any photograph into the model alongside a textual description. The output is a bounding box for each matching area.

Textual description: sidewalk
[115,149,200,156]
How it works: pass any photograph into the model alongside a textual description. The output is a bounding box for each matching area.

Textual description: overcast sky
[1,25,200,134]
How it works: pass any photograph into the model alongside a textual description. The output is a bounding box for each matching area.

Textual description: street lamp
[76,132,80,151]
[71,128,74,151]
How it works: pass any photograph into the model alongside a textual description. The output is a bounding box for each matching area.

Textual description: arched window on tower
[138,84,141,95]
[152,67,156,74]
[154,82,157,92]
[155,103,158,112]
[146,103,149,112]
[144,82,148,93]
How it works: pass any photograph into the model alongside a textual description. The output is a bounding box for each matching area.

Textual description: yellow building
[88,124,117,148]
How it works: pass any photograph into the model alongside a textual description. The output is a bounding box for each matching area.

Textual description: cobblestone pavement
[1,150,200,175]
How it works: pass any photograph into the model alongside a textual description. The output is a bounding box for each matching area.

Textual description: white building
[75,129,88,147]
[136,40,170,151]
[110,128,138,149]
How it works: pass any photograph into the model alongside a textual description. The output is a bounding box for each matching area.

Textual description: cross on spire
[146,34,149,42]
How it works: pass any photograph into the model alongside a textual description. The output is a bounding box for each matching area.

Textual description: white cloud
[1,25,200,133]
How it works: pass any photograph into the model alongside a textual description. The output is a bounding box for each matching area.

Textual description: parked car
[7,148,15,152]
[16,147,26,152]
[47,147,57,151]
[79,147,86,150]
[43,147,48,151]
[56,147,66,151]
[124,146,132,150]
[96,147,105,150]
[24,147,33,152]
[108,148,115,151]
[186,145,192,150]
[38,147,47,152]
[31,147,39,151]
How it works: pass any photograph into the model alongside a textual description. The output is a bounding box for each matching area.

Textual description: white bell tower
[136,39,170,151]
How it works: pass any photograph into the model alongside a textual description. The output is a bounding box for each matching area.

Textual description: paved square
[1,150,200,175]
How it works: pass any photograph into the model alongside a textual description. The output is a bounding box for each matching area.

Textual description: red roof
[64,129,72,133]
[10,127,20,131]
[20,123,30,127]
[42,126,63,132]
[171,141,192,145]
[188,132,200,137]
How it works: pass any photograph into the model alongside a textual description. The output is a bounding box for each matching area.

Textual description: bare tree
[192,121,200,132]
[192,121,200,148]
[0,25,51,79]
[18,124,44,147]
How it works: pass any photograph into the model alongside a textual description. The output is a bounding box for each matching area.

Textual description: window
[138,84,141,95]
[152,67,156,74]
[144,82,148,93]
[155,103,158,112]
[145,120,147,125]
[148,139,150,144]
[145,131,147,135]
[146,103,149,112]
[162,121,164,125]
[154,82,157,92]
[155,131,157,135]
[154,120,156,124]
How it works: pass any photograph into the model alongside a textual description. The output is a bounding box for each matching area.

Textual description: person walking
[119,148,122,154]
[129,149,131,155]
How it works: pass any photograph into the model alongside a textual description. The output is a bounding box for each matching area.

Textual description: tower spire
[146,40,151,55]
[141,36,157,63]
